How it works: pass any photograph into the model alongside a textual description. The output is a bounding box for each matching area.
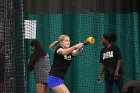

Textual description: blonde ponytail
[49,41,59,49]
[49,35,69,49]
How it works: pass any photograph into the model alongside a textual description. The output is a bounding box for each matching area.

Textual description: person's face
[101,36,108,45]
[60,36,70,48]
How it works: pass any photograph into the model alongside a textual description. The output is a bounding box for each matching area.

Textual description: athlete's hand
[75,43,84,49]
[97,75,101,81]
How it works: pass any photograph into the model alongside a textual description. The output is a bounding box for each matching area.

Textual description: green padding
[25,13,140,93]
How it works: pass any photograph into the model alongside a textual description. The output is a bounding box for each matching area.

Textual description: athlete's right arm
[57,43,83,56]
[57,46,76,56]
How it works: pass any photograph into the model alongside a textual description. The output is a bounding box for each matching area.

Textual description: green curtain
[24,12,140,93]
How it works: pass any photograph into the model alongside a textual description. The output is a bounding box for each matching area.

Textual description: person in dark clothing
[98,33,124,93]
[0,42,5,92]
[47,35,84,93]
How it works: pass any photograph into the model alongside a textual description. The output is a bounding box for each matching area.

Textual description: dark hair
[103,33,117,43]
[30,40,46,61]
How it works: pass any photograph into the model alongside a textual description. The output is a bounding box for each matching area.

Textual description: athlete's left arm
[71,47,84,56]
[115,59,122,73]
[115,47,122,73]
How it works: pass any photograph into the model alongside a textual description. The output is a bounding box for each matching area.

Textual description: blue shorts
[47,76,64,89]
